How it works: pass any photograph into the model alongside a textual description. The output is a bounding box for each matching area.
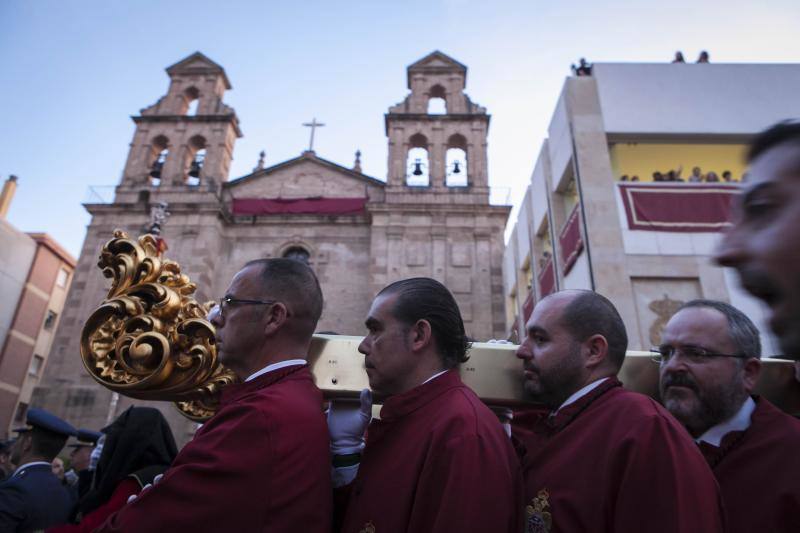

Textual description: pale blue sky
[1,0,798,257]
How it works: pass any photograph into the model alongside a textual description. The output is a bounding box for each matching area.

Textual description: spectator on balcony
[666,170,684,182]
[722,171,733,182]
[620,175,629,182]
[706,171,720,183]
[653,171,665,182]
[688,167,705,183]
[697,51,710,63]
[672,51,686,63]
[631,175,640,182]
[571,58,593,76]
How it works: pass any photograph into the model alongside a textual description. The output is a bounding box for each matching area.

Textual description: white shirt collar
[245,359,306,382]
[696,396,755,447]
[12,461,52,477]
[554,377,609,415]
[421,369,449,386]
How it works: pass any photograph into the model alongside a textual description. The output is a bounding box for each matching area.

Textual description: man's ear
[741,358,762,393]
[263,303,289,336]
[409,319,433,353]
[584,334,610,369]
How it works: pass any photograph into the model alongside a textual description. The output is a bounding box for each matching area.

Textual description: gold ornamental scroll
[79,230,237,422]
[81,231,800,422]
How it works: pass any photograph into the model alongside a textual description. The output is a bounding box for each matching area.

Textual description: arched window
[283,246,310,264]
[406,133,430,187]
[446,133,468,187]
[184,87,200,116]
[186,135,206,186]
[148,135,169,187]
[427,85,447,115]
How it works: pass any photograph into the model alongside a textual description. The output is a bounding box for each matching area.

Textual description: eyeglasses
[218,296,278,318]
[650,344,751,365]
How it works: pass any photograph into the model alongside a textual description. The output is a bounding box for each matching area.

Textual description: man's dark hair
[559,290,628,370]
[378,277,470,369]
[748,120,800,163]
[30,428,68,462]
[244,258,323,339]
[677,299,762,359]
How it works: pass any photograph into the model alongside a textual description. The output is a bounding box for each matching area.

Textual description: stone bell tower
[370,51,509,340]
[384,50,490,204]
[116,51,242,197]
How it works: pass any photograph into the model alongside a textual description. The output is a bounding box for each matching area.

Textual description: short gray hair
[677,299,762,359]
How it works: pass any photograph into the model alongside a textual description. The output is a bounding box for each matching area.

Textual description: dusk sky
[1,0,798,257]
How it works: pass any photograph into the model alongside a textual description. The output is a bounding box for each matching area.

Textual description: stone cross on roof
[302,117,325,152]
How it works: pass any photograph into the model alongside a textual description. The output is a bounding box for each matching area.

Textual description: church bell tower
[384,50,490,203]
[117,52,242,198]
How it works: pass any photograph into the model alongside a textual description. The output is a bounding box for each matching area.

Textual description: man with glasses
[98,258,332,532]
[514,290,723,533]
[658,299,800,533]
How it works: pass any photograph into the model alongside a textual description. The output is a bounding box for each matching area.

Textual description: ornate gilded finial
[254,150,265,172]
[353,149,362,173]
[79,230,238,421]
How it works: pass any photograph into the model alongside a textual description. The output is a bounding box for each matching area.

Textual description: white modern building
[504,62,800,354]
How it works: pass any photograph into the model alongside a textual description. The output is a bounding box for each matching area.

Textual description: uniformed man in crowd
[64,428,102,499]
[513,290,725,533]
[329,277,523,533]
[0,441,13,482]
[0,407,75,531]
[658,298,800,533]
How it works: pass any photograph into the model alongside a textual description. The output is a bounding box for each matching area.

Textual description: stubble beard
[663,372,748,438]
[524,343,585,410]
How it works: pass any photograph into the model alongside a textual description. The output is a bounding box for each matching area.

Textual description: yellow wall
[609,143,748,182]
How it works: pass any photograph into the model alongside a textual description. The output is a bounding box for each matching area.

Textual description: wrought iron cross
[302,117,325,151]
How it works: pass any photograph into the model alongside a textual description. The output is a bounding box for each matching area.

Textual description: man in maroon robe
[514,290,725,533]
[98,258,332,532]
[659,299,800,533]
[329,277,523,533]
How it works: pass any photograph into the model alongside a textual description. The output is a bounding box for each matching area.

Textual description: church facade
[32,51,510,442]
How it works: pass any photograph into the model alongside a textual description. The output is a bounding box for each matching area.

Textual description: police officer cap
[15,407,76,438]
[68,428,102,448]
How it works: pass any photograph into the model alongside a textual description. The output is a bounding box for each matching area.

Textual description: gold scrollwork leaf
[80,230,239,421]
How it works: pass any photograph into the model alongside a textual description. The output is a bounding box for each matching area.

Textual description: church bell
[412,159,423,176]
[452,161,461,174]
[149,161,163,179]
[188,160,202,178]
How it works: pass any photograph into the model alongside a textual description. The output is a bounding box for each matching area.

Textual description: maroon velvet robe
[698,396,800,533]
[513,378,725,533]
[340,370,524,533]
[97,365,332,532]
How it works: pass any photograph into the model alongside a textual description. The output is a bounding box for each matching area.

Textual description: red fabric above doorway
[232,197,367,215]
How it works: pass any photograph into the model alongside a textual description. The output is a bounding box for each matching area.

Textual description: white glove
[327,389,372,456]
[126,473,164,503]
[490,406,514,438]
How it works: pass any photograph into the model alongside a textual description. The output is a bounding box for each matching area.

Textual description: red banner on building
[232,197,367,216]
[618,183,739,232]
[522,290,534,323]
[538,257,555,298]
[559,204,584,275]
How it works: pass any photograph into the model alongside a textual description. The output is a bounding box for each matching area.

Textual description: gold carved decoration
[80,230,238,422]
[648,294,684,347]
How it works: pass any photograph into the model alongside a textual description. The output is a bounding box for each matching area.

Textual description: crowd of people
[620,166,741,183]
[1,120,800,532]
